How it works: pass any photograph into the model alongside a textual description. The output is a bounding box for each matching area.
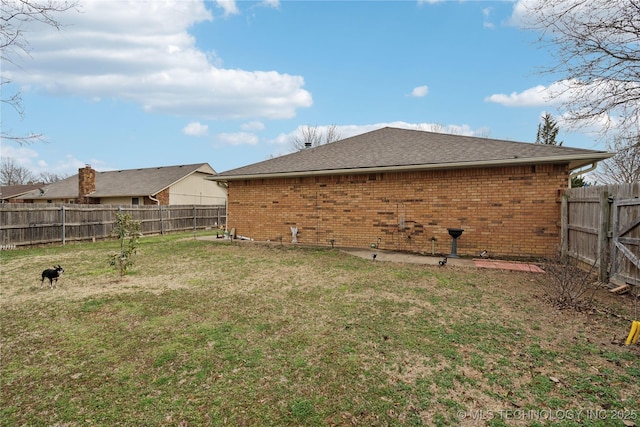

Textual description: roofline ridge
[212,151,613,180]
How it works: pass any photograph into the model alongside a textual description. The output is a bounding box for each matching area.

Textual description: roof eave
[89,192,152,198]
[209,153,613,181]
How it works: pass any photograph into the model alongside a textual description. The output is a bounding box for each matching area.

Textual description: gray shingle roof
[20,163,214,200]
[1,184,45,200]
[213,127,612,180]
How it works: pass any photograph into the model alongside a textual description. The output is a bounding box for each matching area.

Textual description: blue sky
[1,0,609,178]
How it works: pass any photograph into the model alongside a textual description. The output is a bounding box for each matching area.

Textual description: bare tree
[416,123,461,135]
[522,0,640,140]
[593,133,640,184]
[324,125,342,147]
[290,125,342,151]
[0,157,36,185]
[416,123,492,138]
[38,170,67,184]
[1,0,78,144]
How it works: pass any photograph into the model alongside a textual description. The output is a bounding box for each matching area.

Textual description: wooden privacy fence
[562,182,639,286]
[0,204,226,247]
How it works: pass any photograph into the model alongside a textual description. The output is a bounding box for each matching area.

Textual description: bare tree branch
[0,156,36,185]
[38,170,67,183]
[1,0,77,64]
[523,0,640,136]
[1,0,78,144]
[592,133,640,183]
[290,125,343,151]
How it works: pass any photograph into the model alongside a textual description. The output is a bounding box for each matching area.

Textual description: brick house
[1,184,45,203]
[211,127,612,257]
[18,163,227,206]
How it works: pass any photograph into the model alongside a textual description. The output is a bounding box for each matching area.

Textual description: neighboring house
[18,163,227,205]
[211,127,612,258]
[0,184,45,203]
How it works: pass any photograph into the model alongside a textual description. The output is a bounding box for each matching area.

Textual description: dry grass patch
[1,234,638,426]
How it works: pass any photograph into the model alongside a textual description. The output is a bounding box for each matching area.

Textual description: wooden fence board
[0,204,226,247]
[563,182,640,285]
[610,198,640,286]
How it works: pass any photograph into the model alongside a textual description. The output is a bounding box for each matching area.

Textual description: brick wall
[144,189,170,205]
[227,164,569,257]
[154,188,170,205]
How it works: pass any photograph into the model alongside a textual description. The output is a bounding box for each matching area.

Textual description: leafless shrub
[538,256,601,310]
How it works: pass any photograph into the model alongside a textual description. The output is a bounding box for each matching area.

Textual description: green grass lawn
[1,233,638,426]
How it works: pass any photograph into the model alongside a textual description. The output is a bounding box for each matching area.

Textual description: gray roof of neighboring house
[212,127,613,180]
[19,163,215,200]
[1,184,46,201]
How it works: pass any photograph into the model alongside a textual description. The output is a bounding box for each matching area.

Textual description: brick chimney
[77,165,96,204]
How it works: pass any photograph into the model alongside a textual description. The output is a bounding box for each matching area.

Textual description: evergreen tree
[571,176,586,188]
[535,113,585,187]
[536,113,563,146]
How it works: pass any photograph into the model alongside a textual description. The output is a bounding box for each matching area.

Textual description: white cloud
[486,79,616,110]
[1,146,40,167]
[486,79,630,136]
[216,0,239,17]
[2,0,312,120]
[216,132,259,146]
[62,155,100,173]
[241,121,265,131]
[484,86,547,107]
[482,7,495,29]
[508,0,596,29]
[507,0,535,27]
[183,122,209,137]
[261,0,280,9]
[556,109,621,136]
[0,145,97,177]
[410,85,429,97]
[485,84,562,107]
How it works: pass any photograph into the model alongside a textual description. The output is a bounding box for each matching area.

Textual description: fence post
[560,194,568,260]
[193,205,197,238]
[597,191,612,282]
[159,205,164,235]
[61,205,66,245]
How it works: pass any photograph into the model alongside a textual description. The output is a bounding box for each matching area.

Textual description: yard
[1,233,638,426]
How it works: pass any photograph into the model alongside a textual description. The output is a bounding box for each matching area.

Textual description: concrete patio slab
[472,259,545,273]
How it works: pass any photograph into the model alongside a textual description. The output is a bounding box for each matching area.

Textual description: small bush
[539,256,600,309]
[109,213,141,279]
